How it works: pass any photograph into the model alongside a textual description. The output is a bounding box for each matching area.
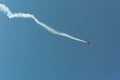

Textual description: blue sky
[0,0,120,80]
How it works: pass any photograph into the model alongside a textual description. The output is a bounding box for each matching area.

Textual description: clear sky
[0,0,120,80]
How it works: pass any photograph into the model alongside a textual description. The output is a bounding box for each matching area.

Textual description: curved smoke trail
[0,3,88,44]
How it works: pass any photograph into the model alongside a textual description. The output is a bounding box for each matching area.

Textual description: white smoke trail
[0,3,88,44]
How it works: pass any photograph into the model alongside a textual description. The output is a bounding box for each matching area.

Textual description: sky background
[0,0,120,80]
